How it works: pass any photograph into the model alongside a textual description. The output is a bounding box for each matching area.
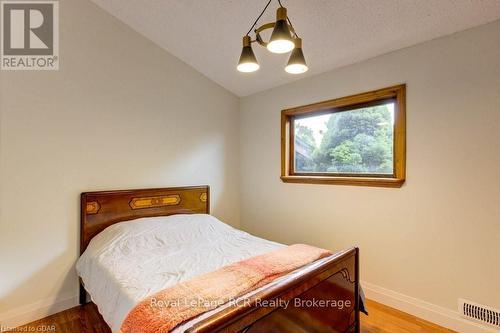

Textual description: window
[281,85,406,187]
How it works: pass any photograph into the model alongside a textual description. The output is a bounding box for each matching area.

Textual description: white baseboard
[0,293,79,331]
[1,283,498,333]
[362,281,499,333]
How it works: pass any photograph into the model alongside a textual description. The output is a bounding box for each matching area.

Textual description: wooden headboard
[80,185,209,254]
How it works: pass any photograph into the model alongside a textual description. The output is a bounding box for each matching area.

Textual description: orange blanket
[120,244,331,333]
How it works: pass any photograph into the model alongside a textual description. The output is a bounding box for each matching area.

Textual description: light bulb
[285,63,308,74]
[237,62,260,73]
[267,39,295,54]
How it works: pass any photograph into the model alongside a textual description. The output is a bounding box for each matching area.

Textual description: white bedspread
[76,214,283,333]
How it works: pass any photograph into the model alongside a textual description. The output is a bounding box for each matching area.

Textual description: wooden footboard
[187,247,360,333]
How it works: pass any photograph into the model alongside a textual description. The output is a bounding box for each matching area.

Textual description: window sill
[280,175,405,188]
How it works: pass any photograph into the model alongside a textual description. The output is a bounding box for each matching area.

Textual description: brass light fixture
[237,0,308,74]
[267,7,295,54]
[285,37,307,74]
[237,36,260,72]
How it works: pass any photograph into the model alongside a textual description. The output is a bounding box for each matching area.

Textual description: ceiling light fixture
[285,38,307,74]
[237,36,260,72]
[237,0,308,74]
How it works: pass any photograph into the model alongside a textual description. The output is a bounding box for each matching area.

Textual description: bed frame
[80,186,360,333]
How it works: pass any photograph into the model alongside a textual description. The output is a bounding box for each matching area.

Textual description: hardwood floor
[361,300,456,333]
[7,299,456,333]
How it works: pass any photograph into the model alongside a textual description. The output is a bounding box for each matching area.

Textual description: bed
[77,186,361,333]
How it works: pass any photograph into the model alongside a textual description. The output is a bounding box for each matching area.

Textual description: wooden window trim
[281,84,406,188]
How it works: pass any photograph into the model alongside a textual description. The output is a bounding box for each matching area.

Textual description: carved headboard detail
[80,186,209,254]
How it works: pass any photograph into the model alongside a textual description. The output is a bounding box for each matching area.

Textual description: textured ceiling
[90,0,500,96]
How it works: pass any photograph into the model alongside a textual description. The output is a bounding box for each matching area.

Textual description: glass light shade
[285,40,308,74]
[267,19,294,54]
[237,39,259,73]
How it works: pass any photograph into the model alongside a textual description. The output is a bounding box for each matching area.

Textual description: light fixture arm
[277,0,299,38]
[245,0,273,36]
[245,0,300,38]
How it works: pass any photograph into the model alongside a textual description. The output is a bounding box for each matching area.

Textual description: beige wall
[240,19,500,317]
[1,0,499,330]
[0,0,239,325]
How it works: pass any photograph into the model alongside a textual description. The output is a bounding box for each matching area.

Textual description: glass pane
[294,102,394,175]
